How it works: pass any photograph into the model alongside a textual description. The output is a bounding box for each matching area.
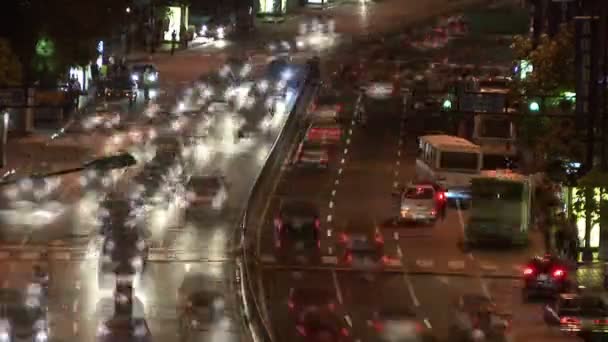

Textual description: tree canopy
[511,23,575,95]
[1,0,129,82]
[0,39,22,86]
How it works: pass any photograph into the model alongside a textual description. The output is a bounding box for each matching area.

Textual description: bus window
[439,151,479,171]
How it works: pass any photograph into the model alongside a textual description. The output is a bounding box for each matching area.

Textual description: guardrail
[234,71,318,342]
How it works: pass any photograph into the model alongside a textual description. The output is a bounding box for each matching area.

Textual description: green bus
[465,170,532,246]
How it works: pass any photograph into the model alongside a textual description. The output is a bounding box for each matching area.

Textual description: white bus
[415,134,482,201]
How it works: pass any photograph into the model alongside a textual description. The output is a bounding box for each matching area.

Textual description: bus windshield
[439,152,478,171]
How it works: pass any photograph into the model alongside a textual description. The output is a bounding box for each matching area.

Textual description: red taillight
[382,256,389,264]
[523,267,534,276]
[431,210,437,216]
[345,253,353,263]
[561,317,580,325]
[340,327,349,336]
[437,192,445,201]
[314,219,320,229]
[288,300,295,310]
[373,321,383,332]
[595,319,608,325]
[328,303,336,311]
[339,233,349,243]
[552,269,565,278]
[375,234,384,245]
[336,104,343,112]
[274,218,282,229]
[296,325,307,336]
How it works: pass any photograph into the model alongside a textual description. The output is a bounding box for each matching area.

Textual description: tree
[511,23,575,96]
[1,0,129,83]
[0,39,22,86]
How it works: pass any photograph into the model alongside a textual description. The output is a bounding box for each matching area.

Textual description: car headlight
[35,331,48,342]
[0,331,8,342]
[131,74,139,82]
[147,74,157,82]
[217,27,225,39]
[131,256,143,270]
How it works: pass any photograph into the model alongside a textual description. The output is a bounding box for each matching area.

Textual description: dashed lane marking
[329,201,334,209]
[447,260,466,270]
[327,215,333,223]
[416,259,434,268]
[480,263,498,272]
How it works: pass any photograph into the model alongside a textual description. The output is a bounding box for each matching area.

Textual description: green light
[529,101,540,112]
[563,91,576,102]
[35,37,55,57]
[442,99,452,110]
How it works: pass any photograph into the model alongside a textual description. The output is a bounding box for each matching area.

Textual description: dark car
[288,286,338,315]
[0,288,48,342]
[97,78,138,105]
[522,254,573,300]
[98,229,149,289]
[178,290,225,336]
[273,200,321,255]
[295,310,352,342]
[339,218,387,269]
[200,19,233,40]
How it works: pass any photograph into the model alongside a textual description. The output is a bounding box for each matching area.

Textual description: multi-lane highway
[250,14,582,342]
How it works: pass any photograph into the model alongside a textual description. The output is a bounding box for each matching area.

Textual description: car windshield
[439,151,479,171]
[404,187,434,200]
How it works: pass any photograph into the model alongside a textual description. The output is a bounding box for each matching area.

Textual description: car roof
[281,200,319,217]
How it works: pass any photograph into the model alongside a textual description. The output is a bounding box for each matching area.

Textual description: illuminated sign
[164,6,182,41]
[35,37,55,57]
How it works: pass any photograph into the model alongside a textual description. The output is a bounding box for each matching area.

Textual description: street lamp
[529,101,540,112]
[442,99,452,110]
[126,7,131,13]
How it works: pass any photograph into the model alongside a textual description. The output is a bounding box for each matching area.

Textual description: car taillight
[274,218,282,229]
[375,234,384,244]
[339,233,349,243]
[340,328,349,336]
[382,256,389,264]
[314,219,320,229]
[561,317,580,325]
[345,253,353,263]
[288,300,295,310]
[437,192,445,201]
[523,267,535,276]
[552,268,565,278]
[373,321,383,332]
[296,325,307,336]
[594,319,608,325]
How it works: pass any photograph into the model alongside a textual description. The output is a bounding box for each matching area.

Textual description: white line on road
[341,158,345,164]
[335,179,340,185]
[73,322,78,334]
[327,215,332,222]
[397,151,401,157]
[72,299,79,313]
[344,148,348,154]
[348,129,353,135]
[331,190,336,196]
[338,168,343,174]
[332,270,344,304]
[396,160,400,165]
[393,182,399,188]
[406,279,420,307]
[327,229,332,237]
[345,315,353,327]
[481,280,492,299]
[394,170,399,176]
[346,138,351,145]
[424,318,432,329]
[329,201,334,209]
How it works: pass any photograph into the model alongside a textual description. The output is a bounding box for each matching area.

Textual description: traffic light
[529,101,540,112]
[442,99,452,110]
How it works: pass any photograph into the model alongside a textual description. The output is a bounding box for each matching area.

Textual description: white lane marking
[406,279,420,307]
[327,229,332,237]
[424,318,432,329]
[75,280,81,290]
[396,160,400,165]
[335,179,340,185]
[394,170,399,176]
[393,232,399,240]
[338,168,343,175]
[322,256,338,264]
[331,190,336,196]
[345,315,353,327]
[328,247,333,255]
[447,260,465,270]
[481,280,492,299]
[327,215,333,222]
[397,151,401,157]
[393,182,399,188]
[72,299,79,313]
[346,138,351,144]
[397,246,403,257]
[341,158,345,164]
[351,120,355,125]
[344,148,348,154]
[436,276,450,285]
[348,129,353,135]
[332,270,344,304]
[480,263,498,272]
[53,252,71,260]
[416,259,434,268]
[20,252,40,260]
[73,322,78,334]
[329,201,334,209]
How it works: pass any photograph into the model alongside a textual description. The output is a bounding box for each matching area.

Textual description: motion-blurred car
[364,82,394,100]
[543,293,608,336]
[295,309,352,342]
[97,77,138,106]
[522,254,572,300]
[83,110,121,130]
[339,218,388,269]
[96,317,151,342]
[397,183,444,224]
[98,229,149,289]
[309,90,342,123]
[177,289,225,336]
[274,200,321,254]
[0,288,48,342]
[368,307,435,342]
[288,286,338,315]
[200,19,233,40]
[293,140,329,169]
[448,294,511,342]
[305,121,343,145]
[185,175,228,213]
[130,63,159,87]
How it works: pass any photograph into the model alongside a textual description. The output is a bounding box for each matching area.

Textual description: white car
[186,175,228,212]
[399,184,438,224]
[365,82,394,100]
